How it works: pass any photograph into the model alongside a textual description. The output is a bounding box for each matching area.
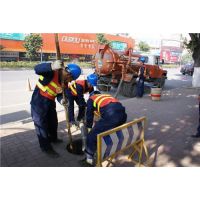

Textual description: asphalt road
[0,67,192,126]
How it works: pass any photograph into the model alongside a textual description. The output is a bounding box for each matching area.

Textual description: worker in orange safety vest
[65,74,98,127]
[30,61,81,157]
[80,91,127,166]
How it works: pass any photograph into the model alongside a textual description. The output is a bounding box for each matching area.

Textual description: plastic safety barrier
[151,87,162,101]
[96,117,149,167]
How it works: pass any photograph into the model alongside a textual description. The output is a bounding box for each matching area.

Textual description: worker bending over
[30,60,81,157]
[66,74,98,127]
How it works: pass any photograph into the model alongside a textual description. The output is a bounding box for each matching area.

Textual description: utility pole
[40,47,43,62]
[40,33,43,62]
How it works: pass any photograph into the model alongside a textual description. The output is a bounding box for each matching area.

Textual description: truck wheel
[154,77,165,88]
[160,77,166,88]
[121,79,137,97]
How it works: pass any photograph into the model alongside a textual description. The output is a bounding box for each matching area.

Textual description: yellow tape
[96,97,113,112]
[39,75,44,81]
[93,94,111,108]
[69,82,77,95]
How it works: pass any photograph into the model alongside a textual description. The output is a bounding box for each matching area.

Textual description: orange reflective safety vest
[36,71,62,101]
[68,80,91,96]
[90,94,119,116]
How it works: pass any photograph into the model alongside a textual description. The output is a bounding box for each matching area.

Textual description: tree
[138,41,150,52]
[184,33,200,87]
[181,52,193,64]
[23,33,43,61]
[0,45,4,50]
[96,33,109,45]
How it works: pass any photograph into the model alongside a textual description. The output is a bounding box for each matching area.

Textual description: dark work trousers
[68,95,86,122]
[85,103,127,159]
[197,102,200,135]
[136,78,145,97]
[31,94,58,151]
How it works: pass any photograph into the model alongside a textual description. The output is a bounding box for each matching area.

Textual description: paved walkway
[1,86,200,167]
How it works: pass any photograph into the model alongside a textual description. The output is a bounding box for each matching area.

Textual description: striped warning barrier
[151,87,162,101]
[96,117,149,167]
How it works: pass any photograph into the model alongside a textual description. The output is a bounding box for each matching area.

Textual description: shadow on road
[0,126,83,167]
[118,88,200,167]
[0,110,31,125]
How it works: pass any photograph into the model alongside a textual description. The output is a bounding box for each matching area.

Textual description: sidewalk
[1,87,200,167]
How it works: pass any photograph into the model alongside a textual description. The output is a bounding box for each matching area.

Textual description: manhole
[66,139,84,155]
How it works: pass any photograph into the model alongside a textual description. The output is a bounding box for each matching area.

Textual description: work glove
[60,99,68,106]
[87,128,92,133]
[51,60,62,70]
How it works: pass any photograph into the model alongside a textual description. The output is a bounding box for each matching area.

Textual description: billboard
[110,41,128,51]
[0,33,135,55]
[41,33,134,55]
[160,39,182,64]
[0,33,25,41]
[161,40,181,48]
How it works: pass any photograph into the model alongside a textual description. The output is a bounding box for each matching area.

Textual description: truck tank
[94,44,167,97]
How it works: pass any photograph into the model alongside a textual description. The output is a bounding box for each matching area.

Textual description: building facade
[0,33,135,61]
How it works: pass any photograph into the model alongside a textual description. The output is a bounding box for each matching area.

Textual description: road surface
[1,66,200,167]
[0,67,192,126]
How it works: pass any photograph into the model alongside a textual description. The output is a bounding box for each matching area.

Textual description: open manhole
[66,138,84,155]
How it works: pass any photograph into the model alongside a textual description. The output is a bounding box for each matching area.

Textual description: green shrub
[0,61,40,69]
[0,61,93,69]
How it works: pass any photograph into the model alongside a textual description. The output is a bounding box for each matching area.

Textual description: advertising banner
[0,33,25,41]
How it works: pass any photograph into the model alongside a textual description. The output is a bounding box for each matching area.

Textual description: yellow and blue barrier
[96,117,149,167]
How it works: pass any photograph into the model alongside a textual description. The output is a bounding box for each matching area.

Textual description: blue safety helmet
[87,74,98,86]
[139,56,146,63]
[65,63,81,80]
[89,90,101,97]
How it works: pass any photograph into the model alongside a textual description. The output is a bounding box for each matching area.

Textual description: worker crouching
[66,74,98,127]
[30,60,81,157]
[80,91,127,166]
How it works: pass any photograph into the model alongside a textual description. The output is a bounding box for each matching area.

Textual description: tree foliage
[23,33,43,61]
[183,33,200,67]
[181,52,193,64]
[138,41,150,52]
[96,33,109,45]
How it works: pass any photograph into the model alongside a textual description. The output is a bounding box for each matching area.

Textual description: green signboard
[110,41,127,51]
[0,33,25,41]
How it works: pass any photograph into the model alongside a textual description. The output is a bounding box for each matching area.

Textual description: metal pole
[40,48,43,62]
[40,33,43,62]
[54,33,73,149]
